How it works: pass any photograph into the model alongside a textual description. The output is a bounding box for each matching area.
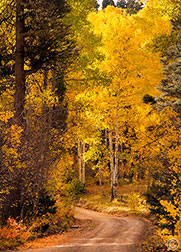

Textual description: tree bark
[98,166,106,197]
[15,0,25,125]
[114,106,119,196]
[82,141,86,184]
[78,140,82,182]
[105,128,108,148]
[109,108,119,201]
[78,140,86,183]
[109,129,116,201]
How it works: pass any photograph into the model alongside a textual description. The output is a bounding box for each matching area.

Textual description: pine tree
[117,0,127,9]
[146,167,180,236]
[94,0,99,10]
[102,0,115,9]
[0,0,73,223]
[0,0,73,124]
[156,19,181,114]
[117,0,143,14]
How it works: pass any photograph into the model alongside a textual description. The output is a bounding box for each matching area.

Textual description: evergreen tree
[0,0,73,124]
[146,167,180,236]
[102,0,115,9]
[94,0,99,10]
[117,0,127,9]
[117,0,143,14]
[156,19,181,114]
[0,0,73,223]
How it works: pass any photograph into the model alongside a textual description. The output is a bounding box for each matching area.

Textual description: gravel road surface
[18,207,145,252]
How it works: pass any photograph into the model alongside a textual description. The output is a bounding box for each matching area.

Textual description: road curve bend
[18,207,145,252]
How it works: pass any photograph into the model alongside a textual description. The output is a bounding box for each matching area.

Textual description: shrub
[0,218,31,250]
[128,193,144,211]
[68,178,85,198]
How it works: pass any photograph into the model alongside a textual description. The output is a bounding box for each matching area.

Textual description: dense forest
[0,0,180,250]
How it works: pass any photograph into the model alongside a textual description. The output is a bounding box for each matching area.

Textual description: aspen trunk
[78,140,86,184]
[120,143,124,176]
[82,141,86,184]
[109,129,116,201]
[98,167,105,197]
[15,0,25,124]
[78,140,82,182]
[105,128,108,148]
[114,106,119,197]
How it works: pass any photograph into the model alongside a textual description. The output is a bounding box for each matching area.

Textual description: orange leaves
[0,218,31,242]
[0,111,14,123]
[0,218,24,239]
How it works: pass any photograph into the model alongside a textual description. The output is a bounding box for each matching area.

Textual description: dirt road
[19,208,145,252]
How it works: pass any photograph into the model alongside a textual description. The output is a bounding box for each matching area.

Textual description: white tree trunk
[114,106,119,196]
[109,129,117,200]
[82,141,86,184]
[78,140,82,182]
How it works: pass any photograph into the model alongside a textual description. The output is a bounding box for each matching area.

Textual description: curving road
[18,208,145,252]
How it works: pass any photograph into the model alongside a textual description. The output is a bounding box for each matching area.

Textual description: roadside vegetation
[77,181,148,216]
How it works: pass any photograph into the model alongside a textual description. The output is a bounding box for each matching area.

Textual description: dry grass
[77,181,150,217]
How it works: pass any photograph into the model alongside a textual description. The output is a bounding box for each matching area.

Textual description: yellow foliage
[2,124,23,171]
[148,0,181,19]
[25,71,58,117]
[0,111,14,123]
[135,109,180,242]
[47,152,75,197]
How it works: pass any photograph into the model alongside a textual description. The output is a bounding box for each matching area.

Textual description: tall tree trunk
[120,143,124,176]
[82,141,86,184]
[78,140,82,182]
[15,0,25,218]
[15,0,25,125]
[78,140,86,183]
[105,128,108,148]
[114,106,119,196]
[98,167,105,197]
[109,129,116,201]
